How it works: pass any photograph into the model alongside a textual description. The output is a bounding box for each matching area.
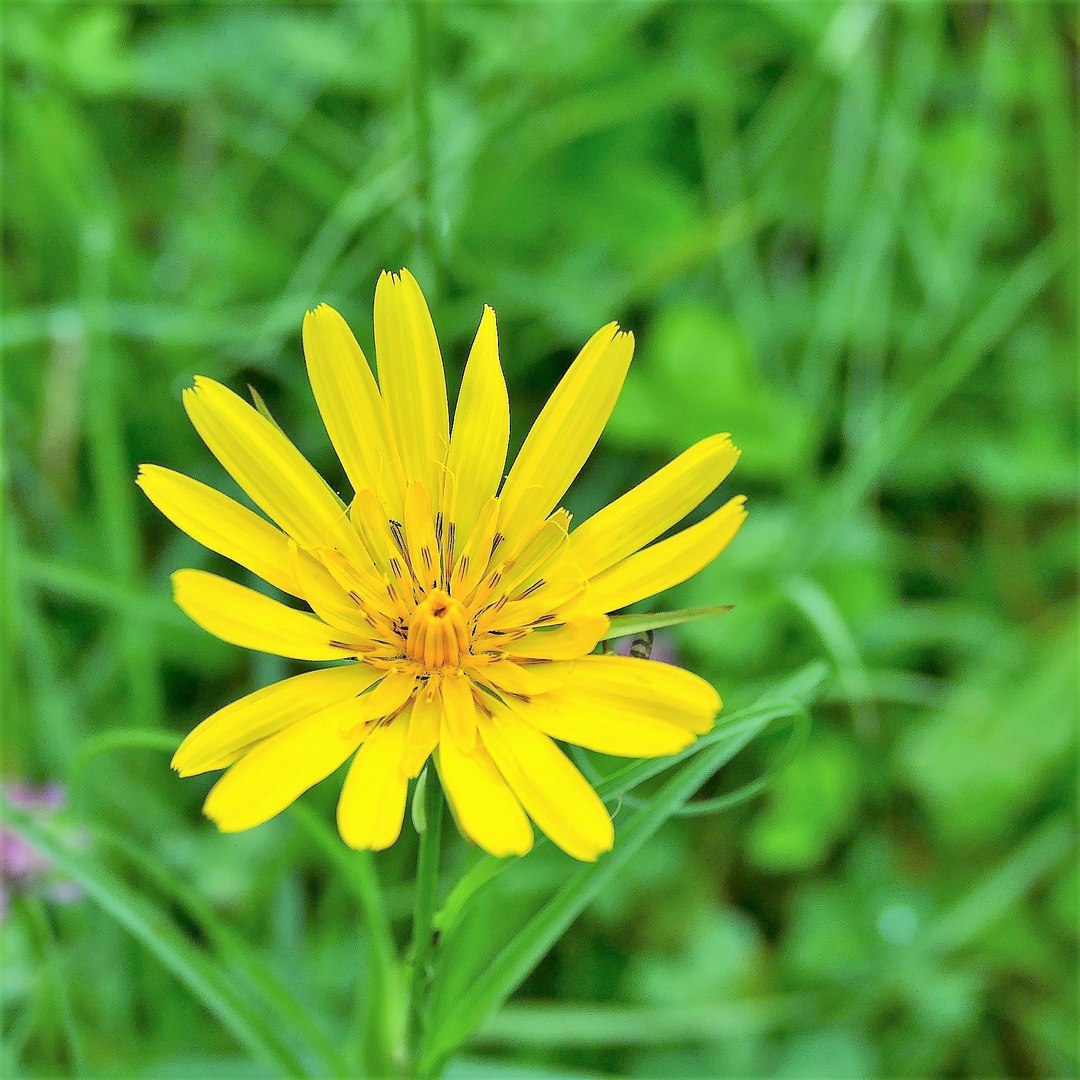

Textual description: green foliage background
[2,2,1077,1077]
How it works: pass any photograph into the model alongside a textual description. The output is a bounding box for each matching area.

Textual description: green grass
[2,2,1077,1078]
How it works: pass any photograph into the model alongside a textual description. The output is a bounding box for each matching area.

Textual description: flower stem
[406,768,443,1074]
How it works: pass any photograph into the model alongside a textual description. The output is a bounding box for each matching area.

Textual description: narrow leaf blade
[601,604,733,641]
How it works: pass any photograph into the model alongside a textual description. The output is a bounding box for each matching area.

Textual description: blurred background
[2,2,1077,1078]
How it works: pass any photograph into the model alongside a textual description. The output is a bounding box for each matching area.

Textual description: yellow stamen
[405,589,470,669]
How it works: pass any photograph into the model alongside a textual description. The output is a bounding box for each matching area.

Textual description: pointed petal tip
[478,304,498,333]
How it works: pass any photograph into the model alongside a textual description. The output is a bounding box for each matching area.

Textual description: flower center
[404,589,470,669]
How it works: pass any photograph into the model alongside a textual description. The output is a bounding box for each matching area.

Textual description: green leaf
[471,996,807,1048]
[1,799,309,1078]
[601,604,734,641]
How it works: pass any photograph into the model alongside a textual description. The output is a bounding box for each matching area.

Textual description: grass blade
[1,798,309,1078]
[472,996,811,1048]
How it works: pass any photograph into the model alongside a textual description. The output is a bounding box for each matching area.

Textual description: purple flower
[1,779,83,919]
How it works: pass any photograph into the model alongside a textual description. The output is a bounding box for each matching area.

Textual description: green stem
[406,769,444,1075]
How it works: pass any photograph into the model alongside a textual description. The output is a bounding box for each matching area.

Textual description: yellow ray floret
[141,269,746,860]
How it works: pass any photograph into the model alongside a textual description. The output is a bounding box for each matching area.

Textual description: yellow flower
[139,270,746,861]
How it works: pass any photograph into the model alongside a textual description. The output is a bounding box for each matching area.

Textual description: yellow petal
[321,514,384,586]
[477,702,613,861]
[499,511,570,598]
[520,654,716,756]
[182,377,345,552]
[547,655,720,733]
[315,544,385,610]
[302,304,405,518]
[440,673,477,753]
[479,659,565,698]
[437,735,532,857]
[203,708,363,832]
[373,269,449,495]
[172,569,369,660]
[580,496,747,615]
[566,434,740,579]
[340,671,418,735]
[498,615,609,661]
[485,572,586,633]
[336,717,410,850]
[444,306,509,542]
[173,664,382,777]
[450,497,500,599]
[523,690,695,756]
[402,692,440,778]
[137,465,301,597]
[293,546,377,636]
[404,482,441,592]
[350,488,405,579]
[497,324,634,546]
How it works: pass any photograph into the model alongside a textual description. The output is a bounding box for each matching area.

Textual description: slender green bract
[601,603,734,641]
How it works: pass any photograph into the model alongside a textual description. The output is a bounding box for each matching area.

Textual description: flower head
[139,270,745,860]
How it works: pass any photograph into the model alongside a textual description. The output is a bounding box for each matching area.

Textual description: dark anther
[512,579,544,602]
[388,519,409,556]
